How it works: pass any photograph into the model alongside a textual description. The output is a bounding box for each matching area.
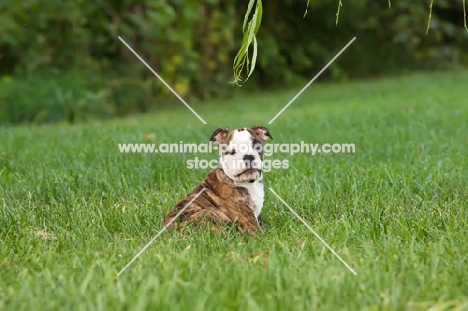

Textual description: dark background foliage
[0,0,467,125]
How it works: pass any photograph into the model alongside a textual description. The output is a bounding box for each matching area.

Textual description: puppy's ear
[249,125,273,142]
[210,128,230,146]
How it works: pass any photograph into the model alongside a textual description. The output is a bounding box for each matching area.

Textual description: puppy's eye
[227,149,236,155]
[253,142,263,153]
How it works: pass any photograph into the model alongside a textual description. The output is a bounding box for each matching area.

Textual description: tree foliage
[0,0,467,125]
[232,0,468,85]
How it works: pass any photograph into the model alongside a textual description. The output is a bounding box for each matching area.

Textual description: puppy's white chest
[237,181,264,218]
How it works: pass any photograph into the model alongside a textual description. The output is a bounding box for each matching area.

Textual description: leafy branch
[230,0,262,86]
[232,0,468,86]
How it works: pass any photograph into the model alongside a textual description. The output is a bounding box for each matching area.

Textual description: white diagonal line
[268,37,356,124]
[268,188,357,275]
[118,36,207,124]
[117,187,207,276]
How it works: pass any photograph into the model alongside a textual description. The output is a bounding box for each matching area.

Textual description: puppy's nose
[243,155,255,162]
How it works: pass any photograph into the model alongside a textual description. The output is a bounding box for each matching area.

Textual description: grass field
[1,70,467,310]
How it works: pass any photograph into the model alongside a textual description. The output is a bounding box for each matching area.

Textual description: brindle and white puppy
[164,126,273,234]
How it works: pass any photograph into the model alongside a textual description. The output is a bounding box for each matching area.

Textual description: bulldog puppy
[163,126,273,234]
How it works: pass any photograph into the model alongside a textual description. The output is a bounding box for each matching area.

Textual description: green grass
[1,70,467,310]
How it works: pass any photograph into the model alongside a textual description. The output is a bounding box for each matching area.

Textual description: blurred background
[1,0,467,125]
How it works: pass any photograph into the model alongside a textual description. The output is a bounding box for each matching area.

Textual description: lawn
[1,70,467,310]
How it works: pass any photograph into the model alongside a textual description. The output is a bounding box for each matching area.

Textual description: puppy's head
[210,126,273,183]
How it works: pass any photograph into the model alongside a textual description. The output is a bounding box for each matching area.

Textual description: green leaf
[464,0,468,32]
[242,0,256,33]
[253,0,263,34]
[248,36,258,78]
[304,0,311,18]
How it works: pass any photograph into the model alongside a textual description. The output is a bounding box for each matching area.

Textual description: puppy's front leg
[257,214,263,228]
